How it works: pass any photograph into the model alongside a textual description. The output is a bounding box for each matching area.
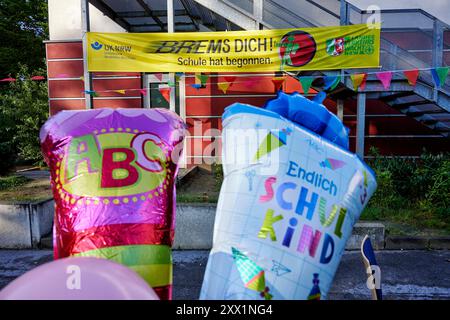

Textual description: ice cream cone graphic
[232,247,273,300]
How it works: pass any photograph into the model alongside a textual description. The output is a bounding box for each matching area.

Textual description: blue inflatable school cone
[200,93,377,300]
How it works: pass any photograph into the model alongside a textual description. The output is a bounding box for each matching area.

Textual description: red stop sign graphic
[278,31,317,67]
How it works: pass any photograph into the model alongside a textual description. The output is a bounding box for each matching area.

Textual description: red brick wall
[45,41,143,116]
[45,42,448,159]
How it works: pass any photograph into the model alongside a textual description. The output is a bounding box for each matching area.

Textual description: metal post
[337,99,344,121]
[356,93,366,158]
[179,75,187,168]
[142,73,150,108]
[340,0,349,26]
[81,0,92,109]
[167,0,176,112]
[253,0,263,30]
[432,20,444,68]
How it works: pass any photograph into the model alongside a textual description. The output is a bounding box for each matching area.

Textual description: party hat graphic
[253,129,289,161]
[320,158,346,170]
[232,247,273,300]
[307,273,321,300]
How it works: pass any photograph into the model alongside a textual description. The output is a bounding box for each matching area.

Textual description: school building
[45,0,450,162]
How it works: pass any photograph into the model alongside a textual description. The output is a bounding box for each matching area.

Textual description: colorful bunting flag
[175,72,183,80]
[324,75,341,91]
[159,87,171,103]
[375,71,393,90]
[167,80,176,87]
[299,77,314,95]
[403,69,419,86]
[30,75,45,81]
[191,83,202,89]
[272,77,285,91]
[217,82,231,94]
[79,76,84,82]
[0,77,16,82]
[350,73,367,91]
[114,89,126,94]
[196,73,208,86]
[224,76,236,84]
[84,90,98,97]
[431,67,449,87]
[139,89,147,96]
[154,73,163,81]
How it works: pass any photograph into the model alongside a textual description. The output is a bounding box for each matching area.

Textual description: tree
[0,0,48,78]
[0,65,48,173]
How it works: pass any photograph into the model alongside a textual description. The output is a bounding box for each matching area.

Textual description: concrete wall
[0,199,54,249]
[174,204,217,249]
[173,203,385,250]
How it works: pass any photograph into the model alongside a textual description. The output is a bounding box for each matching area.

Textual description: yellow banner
[87,24,380,72]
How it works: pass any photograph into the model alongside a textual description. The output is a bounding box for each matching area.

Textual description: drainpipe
[167,0,176,112]
[81,0,92,109]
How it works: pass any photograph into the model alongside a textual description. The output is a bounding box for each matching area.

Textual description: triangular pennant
[403,69,419,86]
[175,72,183,80]
[196,73,208,86]
[375,71,393,90]
[84,90,98,97]
[139,89,147,96]
[224,76,236,84]
[0,77,16,82]
[159,86,171,103]
[272,77,285,91]
[431,67,449,87]
[191,83,202,89]
[324,75,341,91]
[30,75,45,81]
[217,82,231,94]
[79,76,84,82]
[167,80,176,87]
[154,73,163,81]
[114,89,126,94]
[299,77,314,95]
[350,73,367,91]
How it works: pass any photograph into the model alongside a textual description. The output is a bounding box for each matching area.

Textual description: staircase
[191,0,450,139]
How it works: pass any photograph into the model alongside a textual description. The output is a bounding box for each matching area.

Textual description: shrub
[367,147,450,210]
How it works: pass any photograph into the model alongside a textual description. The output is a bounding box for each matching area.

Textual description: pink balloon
[0,257,159,300]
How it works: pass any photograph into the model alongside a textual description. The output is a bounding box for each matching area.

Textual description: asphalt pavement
[0,249,449,300]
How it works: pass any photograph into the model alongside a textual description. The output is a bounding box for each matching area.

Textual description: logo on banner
[326,35,375,56]
[91,41,103,50]
[278,31,316,68]
[326,38,345,56]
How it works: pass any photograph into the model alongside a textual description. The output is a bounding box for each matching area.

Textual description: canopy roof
[89,0,242,32]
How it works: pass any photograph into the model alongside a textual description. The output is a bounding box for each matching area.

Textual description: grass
[0,175,30,191]
[361,202,450,236]
[1,166,447,236]
[0,175,52,203]
[177,193,219,203]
